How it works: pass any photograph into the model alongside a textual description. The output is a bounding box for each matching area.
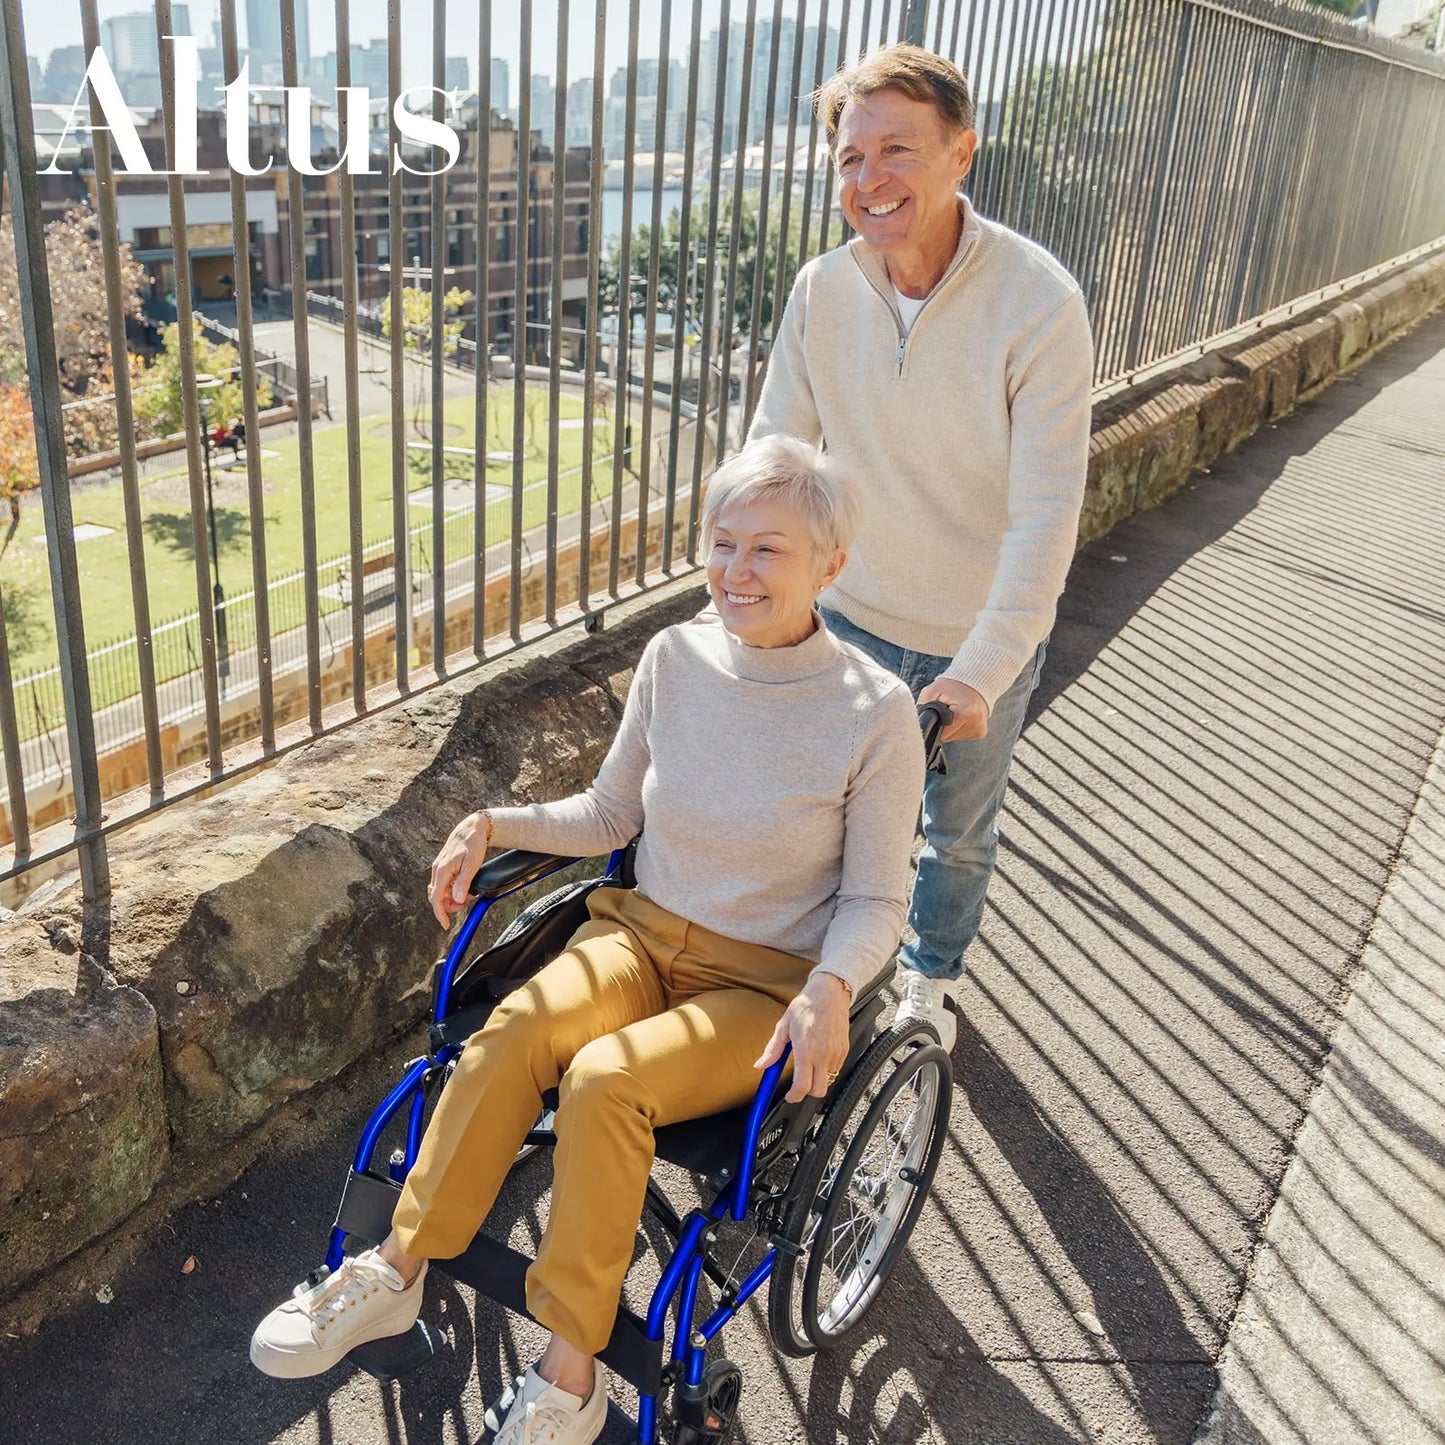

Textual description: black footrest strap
[335,1169,403,1245]
[442,1233,665,1397]
[333,1168,665,1397]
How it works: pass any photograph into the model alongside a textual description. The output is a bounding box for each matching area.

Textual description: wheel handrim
[807,1055,944,1337]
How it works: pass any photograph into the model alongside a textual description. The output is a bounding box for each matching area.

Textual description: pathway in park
[2,314,1443,1443]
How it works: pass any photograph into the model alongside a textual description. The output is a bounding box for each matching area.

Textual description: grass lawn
[0,388,620,684]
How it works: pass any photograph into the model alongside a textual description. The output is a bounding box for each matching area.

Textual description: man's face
[834,89,977,261]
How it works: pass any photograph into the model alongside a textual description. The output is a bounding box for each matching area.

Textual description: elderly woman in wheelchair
[250,434,954,1444]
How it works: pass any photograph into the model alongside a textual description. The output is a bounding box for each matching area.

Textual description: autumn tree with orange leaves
[0,384,38,556]
[0,203,148,394]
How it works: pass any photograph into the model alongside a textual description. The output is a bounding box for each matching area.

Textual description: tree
[130,320,273,440]
[381,284,474,438]
[0,384,38,556]
[600,193,805,355]
[0,204,147,394]
[60,349,151,459]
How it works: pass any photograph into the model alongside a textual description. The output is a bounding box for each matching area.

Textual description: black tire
[671,1359,743,1444]
[766,1022,952,1357]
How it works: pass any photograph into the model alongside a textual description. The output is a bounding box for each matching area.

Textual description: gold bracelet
[478,809,494,849]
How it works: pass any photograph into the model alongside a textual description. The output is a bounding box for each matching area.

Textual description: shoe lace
[497,1398,573,1444]
[291,1256,393,1329]
[902,971,938,1009]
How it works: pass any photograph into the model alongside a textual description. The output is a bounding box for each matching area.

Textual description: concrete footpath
[1,315,1443,1444]
[1196,650,1445,1431]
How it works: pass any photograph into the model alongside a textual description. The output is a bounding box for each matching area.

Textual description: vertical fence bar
[902,0,930,47]
[473,0,493,657]
[713,0,759,476]
[430,0,449,674]
[742,0,787,431]
[511,0,532,639]
[329,0,365,712]
[796,0,831,268]
[1028,0,1092,254]
[280,0,322,727]
[663,0,705,572]
[607,0,641,595]
[1160,5,1224,355]
[687,0,734,562]
[389,0,411,689]
[0,0,108,894]
[765,0,809,368]
[991,0,1033,224]
[1123,3,1193,373]
[817,0,851,252]
[969,0,1010,209]
[579,0,607,601]
[80,0,163,795]
[218,0,276,747]
[154,0,223,773]
[634,0,672,587]
[546,0,570,618]
[0,580,31,863]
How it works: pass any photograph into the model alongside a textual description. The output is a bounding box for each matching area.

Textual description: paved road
[2,315,1443,1444]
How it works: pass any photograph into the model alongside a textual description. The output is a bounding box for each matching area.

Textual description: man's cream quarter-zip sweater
[749,196,1094,710]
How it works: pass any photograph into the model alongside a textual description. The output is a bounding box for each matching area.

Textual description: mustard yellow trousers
[392,886,813,1354]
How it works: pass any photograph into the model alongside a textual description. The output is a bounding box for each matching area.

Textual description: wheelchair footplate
[347,1318,448,1382]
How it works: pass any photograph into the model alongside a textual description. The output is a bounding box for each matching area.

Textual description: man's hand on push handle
[428,810,493,929]
[918,677,988,742]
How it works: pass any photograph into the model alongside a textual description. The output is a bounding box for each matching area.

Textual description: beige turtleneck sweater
[486,611,926,995]
[750,196,1094,711]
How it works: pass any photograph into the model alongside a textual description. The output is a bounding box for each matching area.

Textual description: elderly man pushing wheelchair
[751,44,1094,1051]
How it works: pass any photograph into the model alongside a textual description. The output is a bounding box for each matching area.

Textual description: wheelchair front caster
[671,1359,742,1443]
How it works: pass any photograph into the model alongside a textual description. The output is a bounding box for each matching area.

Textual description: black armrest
[469,849,582,900]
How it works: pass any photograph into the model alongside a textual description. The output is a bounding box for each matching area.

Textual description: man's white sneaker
[249,1248,428,1378]
[492,1363,608,1444]
[894,969,957,1053]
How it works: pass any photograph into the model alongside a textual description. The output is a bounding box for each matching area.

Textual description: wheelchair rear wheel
[766,1022,951,1356]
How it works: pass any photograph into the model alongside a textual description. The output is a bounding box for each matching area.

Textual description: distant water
[601,186,687,245]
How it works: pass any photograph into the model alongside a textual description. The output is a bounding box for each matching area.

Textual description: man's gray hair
[701,435,864,559]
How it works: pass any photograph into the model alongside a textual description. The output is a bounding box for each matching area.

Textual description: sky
[21,0,1065,107]
[23,0,796,85]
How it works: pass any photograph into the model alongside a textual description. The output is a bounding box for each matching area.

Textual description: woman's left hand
[755,973,852,1103]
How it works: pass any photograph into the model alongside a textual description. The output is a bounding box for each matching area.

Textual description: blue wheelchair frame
[329,847,793,1445]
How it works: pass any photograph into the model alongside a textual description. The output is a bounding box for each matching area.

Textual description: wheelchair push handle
[918,702,952,774]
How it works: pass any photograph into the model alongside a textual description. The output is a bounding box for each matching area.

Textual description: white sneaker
[492,1363,608,1444]
[249,1248,428,1378]
[894,968,957,1053]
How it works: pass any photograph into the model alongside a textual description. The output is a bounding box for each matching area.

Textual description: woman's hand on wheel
[428,811,492,929]
[755,973,852,1103]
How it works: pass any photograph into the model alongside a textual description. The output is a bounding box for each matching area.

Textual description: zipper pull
[895,339,906,376]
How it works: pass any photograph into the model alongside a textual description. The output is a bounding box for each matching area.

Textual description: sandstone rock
[1295,315,1342,395]
[1227,331,1302,427]
[0,925,167,1297]
[1331,300,1371,371]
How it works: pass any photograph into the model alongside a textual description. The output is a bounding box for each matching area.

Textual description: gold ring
[827,1070,839,1084]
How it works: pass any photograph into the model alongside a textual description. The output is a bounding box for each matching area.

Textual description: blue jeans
[822,608,1047,982]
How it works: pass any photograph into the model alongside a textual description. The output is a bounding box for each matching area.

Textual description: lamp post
[194,373,230,688]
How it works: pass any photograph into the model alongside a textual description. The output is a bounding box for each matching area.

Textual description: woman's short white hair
[700,435,863,559]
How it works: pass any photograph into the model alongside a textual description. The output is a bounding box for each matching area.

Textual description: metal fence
[1,0,1443,899]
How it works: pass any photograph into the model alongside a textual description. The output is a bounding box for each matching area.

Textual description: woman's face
[707,496,845,649]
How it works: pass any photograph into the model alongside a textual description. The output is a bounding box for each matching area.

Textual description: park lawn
[0,389,617,682]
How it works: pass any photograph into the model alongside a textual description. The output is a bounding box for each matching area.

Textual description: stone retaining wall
[3,247,1442,1330]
